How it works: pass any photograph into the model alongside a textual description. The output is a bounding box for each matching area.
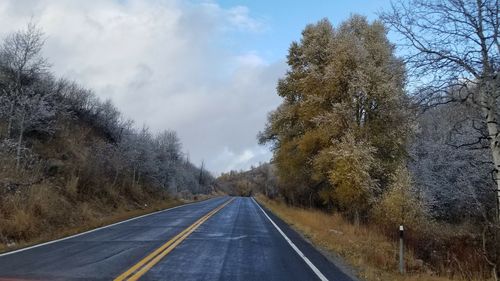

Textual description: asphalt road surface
[0,197,356,281]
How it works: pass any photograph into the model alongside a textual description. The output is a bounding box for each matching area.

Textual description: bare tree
[381,0,499,277]
[153,130,182,191]
[198,160,204,186]
[0,22,47,136]
[0,23,55,169]
[382,0,499,217]
[410,101,493,222]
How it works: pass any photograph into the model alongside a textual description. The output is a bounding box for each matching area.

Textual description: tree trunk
[480,77,500,223]
[112,168,119,188]
[15,112,25,170]
[6,102,14,139]
[132,167,136,187]
[480,75,500,276]
[309,191,313,208]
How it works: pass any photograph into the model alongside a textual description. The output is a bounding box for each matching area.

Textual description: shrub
[372,166,428,232]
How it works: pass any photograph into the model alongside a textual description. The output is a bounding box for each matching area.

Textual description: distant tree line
[216,163,277,197]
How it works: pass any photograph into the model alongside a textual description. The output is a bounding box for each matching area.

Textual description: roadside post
[399,224,405,274]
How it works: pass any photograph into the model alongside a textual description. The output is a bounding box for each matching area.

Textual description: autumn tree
[259,19,335,205]
[259,16,409,217]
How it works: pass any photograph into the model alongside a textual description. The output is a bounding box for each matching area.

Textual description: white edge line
[251,197,329,281]
[0,197,223,257]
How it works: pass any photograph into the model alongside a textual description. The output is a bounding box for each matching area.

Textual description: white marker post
[399,225,405,274]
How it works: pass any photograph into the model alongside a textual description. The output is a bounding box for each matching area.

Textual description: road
[0,197,356,281]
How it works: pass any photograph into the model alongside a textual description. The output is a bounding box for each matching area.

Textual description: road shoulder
[253,197,360,281]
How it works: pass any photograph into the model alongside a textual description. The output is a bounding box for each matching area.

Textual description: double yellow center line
[114,198,235,281]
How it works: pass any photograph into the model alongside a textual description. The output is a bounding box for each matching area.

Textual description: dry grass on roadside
[255,195,489,281]
[0,189,220,254]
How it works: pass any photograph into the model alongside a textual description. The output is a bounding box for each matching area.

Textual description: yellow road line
[114,198,235,281]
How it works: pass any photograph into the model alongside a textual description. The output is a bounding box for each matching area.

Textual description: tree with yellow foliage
[259,15,409,218]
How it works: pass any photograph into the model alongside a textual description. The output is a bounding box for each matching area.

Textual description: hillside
[0,24,214,251]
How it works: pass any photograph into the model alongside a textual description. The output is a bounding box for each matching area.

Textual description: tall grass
[256,195,491,281]
[0,178,182,252]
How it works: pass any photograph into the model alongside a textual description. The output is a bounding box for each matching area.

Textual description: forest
[0,23,215,248]
[218,0,500,279]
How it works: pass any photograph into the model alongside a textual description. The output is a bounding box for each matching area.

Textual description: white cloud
[0,0,285,174]
[236,52,267,67]
[226,6,266,32]
[212,145,271,173]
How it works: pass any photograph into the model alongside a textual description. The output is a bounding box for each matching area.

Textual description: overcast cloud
[0,0,286,174]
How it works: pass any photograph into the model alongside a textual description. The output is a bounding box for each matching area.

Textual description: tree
[381,0,500,219]
[0,23,58,169]
[373,166,428,231]
[259,16,409,214]
[12,78,58,169]
[154,130,182,191]
[0,22,47,134]
[260,19,336,205]
[409,101,493,222]
[381,0,500,277]
[314,132,378,224]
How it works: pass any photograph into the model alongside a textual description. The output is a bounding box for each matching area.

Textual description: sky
[0,0,393,175]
